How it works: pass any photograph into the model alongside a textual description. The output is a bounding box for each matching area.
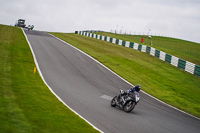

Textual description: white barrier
[141,45,147,52]
[171,56,179,67]
[150,47,155,56]
[125,41,130,48]
[119,40,122,46]
[107,36,110,42]
[185,61,195,74]
[112,38,116,44]
[93,34,96,38]
[133,43,139,50]
[101,36,105,41]
[159,51,166,61]
[97,35,100,40]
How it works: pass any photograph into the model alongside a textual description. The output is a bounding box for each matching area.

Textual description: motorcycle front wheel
[111,96,117,107]
[123,100,136,113]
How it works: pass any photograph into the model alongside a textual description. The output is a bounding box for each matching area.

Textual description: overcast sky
[1,0,200,43]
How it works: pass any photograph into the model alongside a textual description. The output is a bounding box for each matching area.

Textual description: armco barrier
[165,54,172,64]
[194,65,200,77]
[77,31,200,77]
[122,40,126,47]
[130,42,134,48]
[110,38,113,43]
[155,50,160,58]
[178,59,186,70]
[104,36,107,41]
[146,46,151,54]
[115,39,119,44]
[185,61,195,74]
[138,44,142,51]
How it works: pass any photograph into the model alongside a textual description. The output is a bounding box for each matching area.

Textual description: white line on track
[101,95,113,101]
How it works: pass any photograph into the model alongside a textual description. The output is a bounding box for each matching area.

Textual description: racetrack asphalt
[23,29,200,133]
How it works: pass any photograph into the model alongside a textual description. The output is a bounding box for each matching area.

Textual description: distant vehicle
[28,25,34,31]
[15,19,26,28]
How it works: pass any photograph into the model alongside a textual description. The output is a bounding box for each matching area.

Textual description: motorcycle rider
[126,84,141,94]
[117,84,141,104]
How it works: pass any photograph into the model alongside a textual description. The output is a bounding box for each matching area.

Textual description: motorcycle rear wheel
[111,96,117,107]
[123,100,136,113]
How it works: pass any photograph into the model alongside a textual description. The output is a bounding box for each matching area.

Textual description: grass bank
[95,32,200,66]
[0,24,99,133]
[51,32,200,118]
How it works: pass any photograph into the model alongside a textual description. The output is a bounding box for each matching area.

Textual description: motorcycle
[111,90,140,113]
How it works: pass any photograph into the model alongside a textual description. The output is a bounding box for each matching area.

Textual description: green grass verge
[95,32,200,66]
[0,24,99,133]
[50,32,200,118]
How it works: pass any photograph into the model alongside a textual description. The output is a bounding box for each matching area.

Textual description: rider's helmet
[135,84,141,92]
[120,89,125,94]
